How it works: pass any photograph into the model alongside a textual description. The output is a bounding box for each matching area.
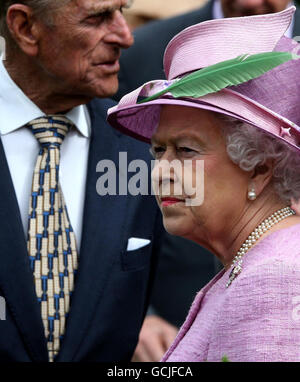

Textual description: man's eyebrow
[84,1,123,16]
[86,0,133,15]
[85,6,114,16]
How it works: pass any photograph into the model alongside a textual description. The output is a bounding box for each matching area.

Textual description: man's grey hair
[218,115,300,204]
[0,0,70,40]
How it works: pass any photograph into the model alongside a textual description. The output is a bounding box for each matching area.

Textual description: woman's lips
[161,197,184,207]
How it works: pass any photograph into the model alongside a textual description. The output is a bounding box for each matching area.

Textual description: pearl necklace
[226,206,296,288]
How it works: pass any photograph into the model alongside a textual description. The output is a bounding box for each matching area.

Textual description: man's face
[35,0,133,99]
[220,0,291,17]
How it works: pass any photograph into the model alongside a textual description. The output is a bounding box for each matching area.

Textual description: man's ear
[250,159,274,197]
[6,4,40,56]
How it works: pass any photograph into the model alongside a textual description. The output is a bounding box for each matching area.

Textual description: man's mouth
[96,59,120,73]
[160,197,185,207]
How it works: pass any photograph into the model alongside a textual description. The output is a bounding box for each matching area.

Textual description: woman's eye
[150,146,165,158]
[177,147,196,155]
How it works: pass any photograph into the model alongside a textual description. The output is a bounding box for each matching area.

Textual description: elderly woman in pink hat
[108,7,300,361]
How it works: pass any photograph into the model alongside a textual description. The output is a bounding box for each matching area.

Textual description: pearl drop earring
[248,188,256,201]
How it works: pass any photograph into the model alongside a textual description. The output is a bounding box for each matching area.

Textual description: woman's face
[151,106,251,245]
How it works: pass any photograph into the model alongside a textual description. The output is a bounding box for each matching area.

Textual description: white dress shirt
[0,59,91,251]
[213,0,295,38]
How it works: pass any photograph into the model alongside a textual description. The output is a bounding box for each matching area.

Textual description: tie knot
[27,115,74,148]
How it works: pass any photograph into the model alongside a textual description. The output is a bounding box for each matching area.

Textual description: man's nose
[105,10,134,49]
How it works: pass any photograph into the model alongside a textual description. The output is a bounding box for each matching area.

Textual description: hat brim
[107,88,300,153]
[108,97,253,142]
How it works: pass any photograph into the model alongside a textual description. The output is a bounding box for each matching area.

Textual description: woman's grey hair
[217,114,300,204]
[0,0,70,39]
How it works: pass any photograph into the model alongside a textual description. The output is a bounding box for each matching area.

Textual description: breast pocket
[121,238,153,272]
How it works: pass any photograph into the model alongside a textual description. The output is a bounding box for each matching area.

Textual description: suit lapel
[56,101,129,361]
[0,138,48,362]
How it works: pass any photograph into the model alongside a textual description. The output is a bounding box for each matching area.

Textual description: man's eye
[86,15,102,24]
[85,12,111,24]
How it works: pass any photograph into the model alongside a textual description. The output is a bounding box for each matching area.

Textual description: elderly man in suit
[0,0,165,362]
[115,0,300,362]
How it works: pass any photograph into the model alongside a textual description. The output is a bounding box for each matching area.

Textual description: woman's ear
[249,159,274,198]
[6,4,40,56]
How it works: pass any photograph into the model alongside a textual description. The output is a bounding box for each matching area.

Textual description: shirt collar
[212,0,295,38]
[0,58,91,137]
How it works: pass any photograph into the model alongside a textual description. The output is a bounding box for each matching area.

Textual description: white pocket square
[126,237,151,251]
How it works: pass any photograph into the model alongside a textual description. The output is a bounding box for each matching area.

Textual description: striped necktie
[26,116,79,362]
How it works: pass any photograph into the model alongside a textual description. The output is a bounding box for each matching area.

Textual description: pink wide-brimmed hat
[108,6,300,152]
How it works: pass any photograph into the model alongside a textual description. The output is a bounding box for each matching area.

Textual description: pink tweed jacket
[162,224,300,362]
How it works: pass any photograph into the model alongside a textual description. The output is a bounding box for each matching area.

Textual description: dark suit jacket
[0,98,164,361]
[113,0,300,328]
